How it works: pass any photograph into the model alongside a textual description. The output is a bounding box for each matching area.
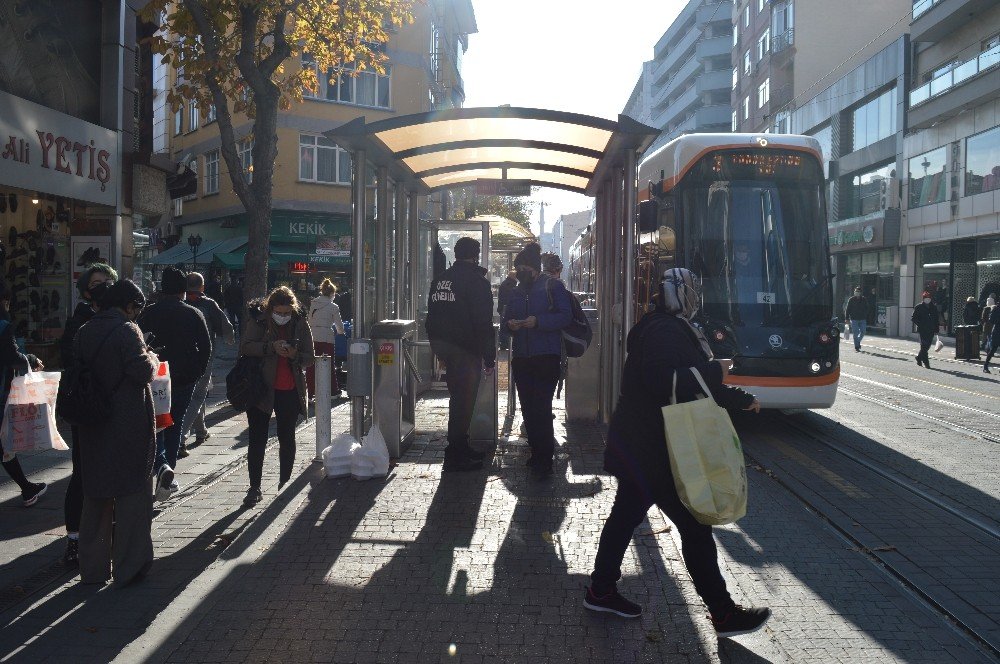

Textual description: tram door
[415,219,498,444]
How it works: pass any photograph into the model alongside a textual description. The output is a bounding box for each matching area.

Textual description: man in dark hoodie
[425,236,496,472]
[138,267,211,500]
[58,262,118,567]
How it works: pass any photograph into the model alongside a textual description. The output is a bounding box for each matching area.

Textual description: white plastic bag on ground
[323,432,360,479]
[351,424,390,480]
[1,368,66,454]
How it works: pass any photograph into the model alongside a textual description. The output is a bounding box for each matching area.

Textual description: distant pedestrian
[239,287,315,506]
[205,274,224,302]
[182,272,235,456]
[982,295,996,351]
[585,268,768,638]
[223,278,245,331]
[845,286,868,352]
[0,281,46,508]
[496,270,517,351]
[541,252,564,281]
[425,237,496,472]
[502,242,571,480]
[75,280,158,587]
[963,296,980,326]
[138,267,212,501]
[335,288,353,324]
[306,278,344,400]
[982,303,1000,373]
[58,262,118,566]
[912,290,939,369]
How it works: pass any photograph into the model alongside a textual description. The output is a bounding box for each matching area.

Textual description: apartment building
[623,0,734,154]
[901,0,1000,336]
[152,0,476,291]
[731,0,910,135]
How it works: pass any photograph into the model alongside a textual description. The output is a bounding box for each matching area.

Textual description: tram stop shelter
[325,107,659,441]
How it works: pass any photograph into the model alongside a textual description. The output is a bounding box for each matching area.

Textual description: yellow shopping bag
[661,368,747,525]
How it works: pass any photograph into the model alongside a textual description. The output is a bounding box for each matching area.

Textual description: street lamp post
[188,233,203,269]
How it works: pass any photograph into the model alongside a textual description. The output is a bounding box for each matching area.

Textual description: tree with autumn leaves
[141,0,415,303]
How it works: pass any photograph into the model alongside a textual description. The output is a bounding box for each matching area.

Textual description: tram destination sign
[475,179,532,197]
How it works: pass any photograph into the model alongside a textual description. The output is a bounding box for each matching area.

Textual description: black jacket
[605,312,755,494]
[137,297,212,386]
[425,260,496,366]
[911,301,939,335]
[187,293,235,343]
[497,276,517,316]
[60,301,95,367]
[990,306,1000,340]
[963,301,981,326]
[0,311,38,400]
[845,295,868,321]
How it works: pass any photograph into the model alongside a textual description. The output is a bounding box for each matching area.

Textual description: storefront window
[965,125,1000,196]
[908,146,947,208]
[838,249,897,331]
[978,238,1000,303]
[916,243,950,333]
[840,162,893,220]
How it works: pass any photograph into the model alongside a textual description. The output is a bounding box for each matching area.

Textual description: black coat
[605,312,755,494]
[911,302,939,336]
[425,261,496,366]
[845,295,868,321]
[60,302,95,367]
[137,297,212,386]
[496,277,516,316]
[963,301,981,326]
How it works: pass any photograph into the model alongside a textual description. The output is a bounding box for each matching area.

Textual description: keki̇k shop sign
[0,88,117,207]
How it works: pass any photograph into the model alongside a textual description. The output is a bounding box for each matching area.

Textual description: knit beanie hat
[161,266,187,295]
[513,242,542,271]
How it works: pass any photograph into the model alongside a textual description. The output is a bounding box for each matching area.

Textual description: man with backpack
[503,243,572,480]
[138,267,212,500]
[425,237,496,473]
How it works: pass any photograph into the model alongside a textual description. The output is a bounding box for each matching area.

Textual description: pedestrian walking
[306,278,344,400]
[502,242,571,480]
[58,262,117,566]
[496,270,517,351]
[584,268,769,638]
[982,295,996,351]
[137,267,212,500]
[223,278,244,332]
[963,296,981,326]
[541,252,564,281]
[982,303,1000,373]
[181,272,235,457]
[75,280,158,587]
[845,286,868,352]
[239,286,315,506]
[425,237,496,472]
[912,291,939,369]
[0,281,46,508]
[206,273,224,302]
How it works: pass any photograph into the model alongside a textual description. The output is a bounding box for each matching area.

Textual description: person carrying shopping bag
[585,268,770,638]
[306,278,344,400]
[239,286,315,507]
[74,280,159,587]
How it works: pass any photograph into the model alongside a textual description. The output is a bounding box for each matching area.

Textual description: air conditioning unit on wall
[880,177,900,210]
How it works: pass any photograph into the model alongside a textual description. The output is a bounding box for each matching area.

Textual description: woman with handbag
[585,268,769,638]
[239,286,315,507]
[75,280,159,587]
[306,278,344,400]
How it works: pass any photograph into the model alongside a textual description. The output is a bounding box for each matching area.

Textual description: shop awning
[213,251,281,270]
[325,107,660,195]
[150,237,247,266]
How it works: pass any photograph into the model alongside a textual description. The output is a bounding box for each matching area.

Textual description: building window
[851,87,896,152]
[733,22,738,47]
[742,96,750,120]
[743,49,751,75]
[189,102,199,131]
[205,104,217,123]
[757,29,770,61]
[743,5,749,27]
[300,54,391,108]
[732,66,739,89]
[732,111,738,132]
[299,133,351,184]
[966,125,1000,196]
[841,162,893,220]
[758,0,765,11]
[183,158,198,201]
[908,147,947,208]
[757,78,770,108]
[174,109,183,135]
[204,150,219,194]
[238,137,254,184]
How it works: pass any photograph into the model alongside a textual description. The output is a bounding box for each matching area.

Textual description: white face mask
[272,312,292,325]
[923,298,931,304]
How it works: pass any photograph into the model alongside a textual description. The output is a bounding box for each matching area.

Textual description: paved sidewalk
[0,378,730,663]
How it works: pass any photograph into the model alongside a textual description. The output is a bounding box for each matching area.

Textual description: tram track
[742,412,1000,660]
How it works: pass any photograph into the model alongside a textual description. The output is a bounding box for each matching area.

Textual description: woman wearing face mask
[239,286,315,507]
[75,279,159,586]
[911,291,939,369]
[585,268,769,638]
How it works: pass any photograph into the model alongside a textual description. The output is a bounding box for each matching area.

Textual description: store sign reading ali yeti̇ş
[0,89,117,207]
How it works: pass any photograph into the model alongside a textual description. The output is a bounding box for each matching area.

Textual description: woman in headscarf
[584,268,769,638]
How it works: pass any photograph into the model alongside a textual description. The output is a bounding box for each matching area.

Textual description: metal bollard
[315,354,332,461]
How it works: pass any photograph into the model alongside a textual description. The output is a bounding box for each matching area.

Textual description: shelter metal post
[408,193,420,320]
[351,150,368,440]
[595,182,610,423]
[315,354,332,460]
[394,183,407,318]
[375,167,390,322]
[622,149,637,339]
[610,168,625,411]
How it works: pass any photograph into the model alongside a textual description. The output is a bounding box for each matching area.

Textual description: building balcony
[696,68,733,95]
[653,28,700,86]
[772,28,794,54]
[696,2,734,27]
[653,83,700,128]
[696,35,732,61]
[910,43,999,107]
[651,55,702,111]
[909,48,1000,130]
[911,0,997,43]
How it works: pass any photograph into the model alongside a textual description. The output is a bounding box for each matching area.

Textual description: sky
[461,0,682,236]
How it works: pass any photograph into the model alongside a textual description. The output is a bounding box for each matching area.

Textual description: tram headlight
[810,361,821,374]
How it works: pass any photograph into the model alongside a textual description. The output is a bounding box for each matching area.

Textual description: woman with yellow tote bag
[585,268,770,638]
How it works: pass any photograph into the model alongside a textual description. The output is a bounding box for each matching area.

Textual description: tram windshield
[678,149,831,327]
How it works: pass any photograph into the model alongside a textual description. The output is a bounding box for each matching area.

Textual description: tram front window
[683,178,830,328]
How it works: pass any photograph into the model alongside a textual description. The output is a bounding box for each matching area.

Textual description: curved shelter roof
[326,107,660,196]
